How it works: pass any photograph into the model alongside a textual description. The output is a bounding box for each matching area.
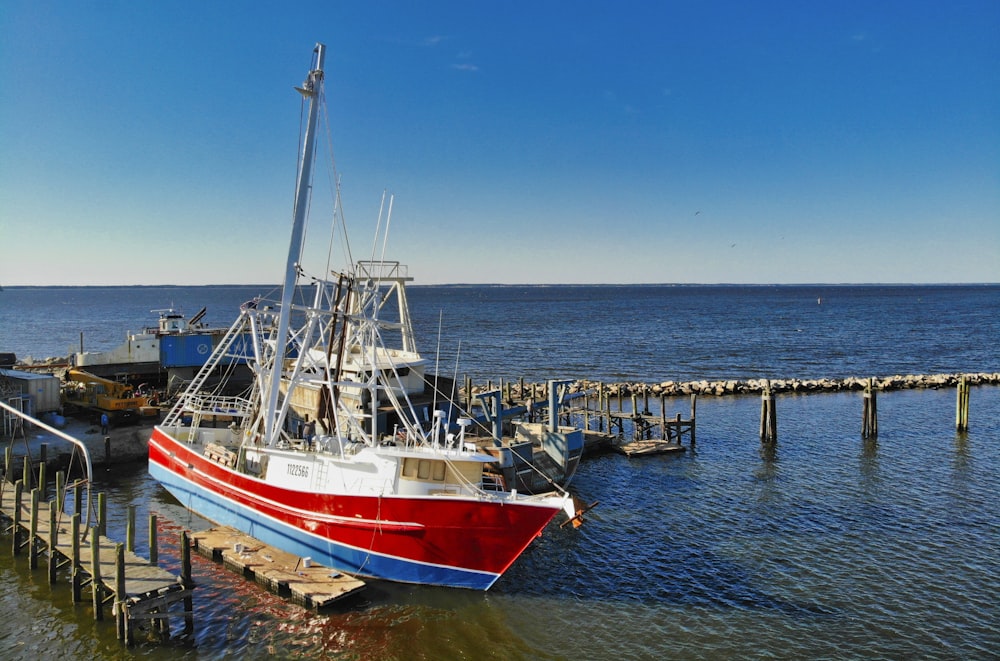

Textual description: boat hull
[148,427,560,590]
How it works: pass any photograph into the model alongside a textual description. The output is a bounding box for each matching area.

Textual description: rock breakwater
[470,372,1000,399]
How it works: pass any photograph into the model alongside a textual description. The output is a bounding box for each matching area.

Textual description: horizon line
[2,281,998,289]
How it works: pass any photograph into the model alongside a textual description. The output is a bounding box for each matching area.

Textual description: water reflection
[859,436,880,500]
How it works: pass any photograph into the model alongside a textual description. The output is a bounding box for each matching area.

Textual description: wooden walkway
[191,526,365,610]
[0,482,192,644]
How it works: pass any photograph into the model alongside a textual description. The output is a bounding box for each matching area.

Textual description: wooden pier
[475,378,697,457]
[0,482,192,645]
[191,526,365,610]
[0,399,192,646]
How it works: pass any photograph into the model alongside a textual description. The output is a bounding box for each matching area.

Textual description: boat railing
[481,471,506,492]
[356,260,410,281]
[163,393,253,427]
[182,394,252,417]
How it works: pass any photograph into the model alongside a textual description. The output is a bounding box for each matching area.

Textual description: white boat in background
[74,307,234,383]
[148,43,576,590]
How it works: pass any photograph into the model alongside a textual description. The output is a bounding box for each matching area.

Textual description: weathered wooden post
[690,393,697,447]
[4,445,11,483]
[115,543,127,641]
[71,513,82,602]
[11,480,23,555]
[39,444,47,500]
[956,375,970,432]
[630,393,639,441]
[862,378,878,439]
[149,514,158,566]
[126,505,136,553]
[97,492,106,538]
[48,504,58,584]
[658,394,667,441]
[760,380,777,443]
[55,470,65,514]
[29,487,40,569]
[181,529,194,633]
[22,455,31,490]
[91,529,104,620]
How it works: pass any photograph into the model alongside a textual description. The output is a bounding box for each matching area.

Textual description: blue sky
[1,1,997,286]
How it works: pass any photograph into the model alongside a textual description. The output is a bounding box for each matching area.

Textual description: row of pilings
[462,372,1000,401]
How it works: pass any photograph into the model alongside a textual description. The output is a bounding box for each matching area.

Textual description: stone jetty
[12,356,1000,401]
[467,372,1000,399]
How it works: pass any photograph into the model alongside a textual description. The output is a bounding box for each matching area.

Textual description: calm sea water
[1,284,999,659]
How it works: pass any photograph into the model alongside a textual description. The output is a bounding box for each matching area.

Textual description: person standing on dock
[100,412,109,435]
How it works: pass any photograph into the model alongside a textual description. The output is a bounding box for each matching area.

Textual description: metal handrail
[0,399,93,528]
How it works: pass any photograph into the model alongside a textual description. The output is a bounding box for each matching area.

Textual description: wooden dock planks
[191,526,365,610]
[0,486,182,595]
[0,482,191,644]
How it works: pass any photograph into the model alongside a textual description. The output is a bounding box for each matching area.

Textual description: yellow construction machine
[63,369,150,416]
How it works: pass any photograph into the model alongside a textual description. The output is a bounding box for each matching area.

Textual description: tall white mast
[264,43,326,444]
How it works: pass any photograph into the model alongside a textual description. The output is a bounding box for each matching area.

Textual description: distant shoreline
[3,282,998,289]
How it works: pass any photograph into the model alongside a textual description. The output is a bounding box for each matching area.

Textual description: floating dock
[614,439,687,457]
[190,526,365,610]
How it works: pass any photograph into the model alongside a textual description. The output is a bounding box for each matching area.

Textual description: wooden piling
[39,444,47,500]
[115,543,126,641]
[55,471,65,513]
[97,492,106,537]
[4,445,11,483]
[149,514,158,566]
[12,480,22,555]
[689,393,697,447]
[48,504,58,583]
[71,513,82,602]
[29,488,39,569]
[91,529,103,620]
[126,505,135,553]
[956,375,970,432]
[862,378,878,439]
[181,530,194,633]
[760,381,777,443]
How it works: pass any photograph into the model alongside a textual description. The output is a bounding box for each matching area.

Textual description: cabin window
[404,458,446,482]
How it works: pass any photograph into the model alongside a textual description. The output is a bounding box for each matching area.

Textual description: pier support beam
[760,381,777,443]
[956,375,970,432]
[11,480,23,555]
[149,514,158,566]
[91,529,104,620]
[71,513,82,602]
[181,530,194,634]
[862,378,878,439]
[29,488,39,569]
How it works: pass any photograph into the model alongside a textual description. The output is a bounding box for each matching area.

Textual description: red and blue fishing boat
[148,43,574,590]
